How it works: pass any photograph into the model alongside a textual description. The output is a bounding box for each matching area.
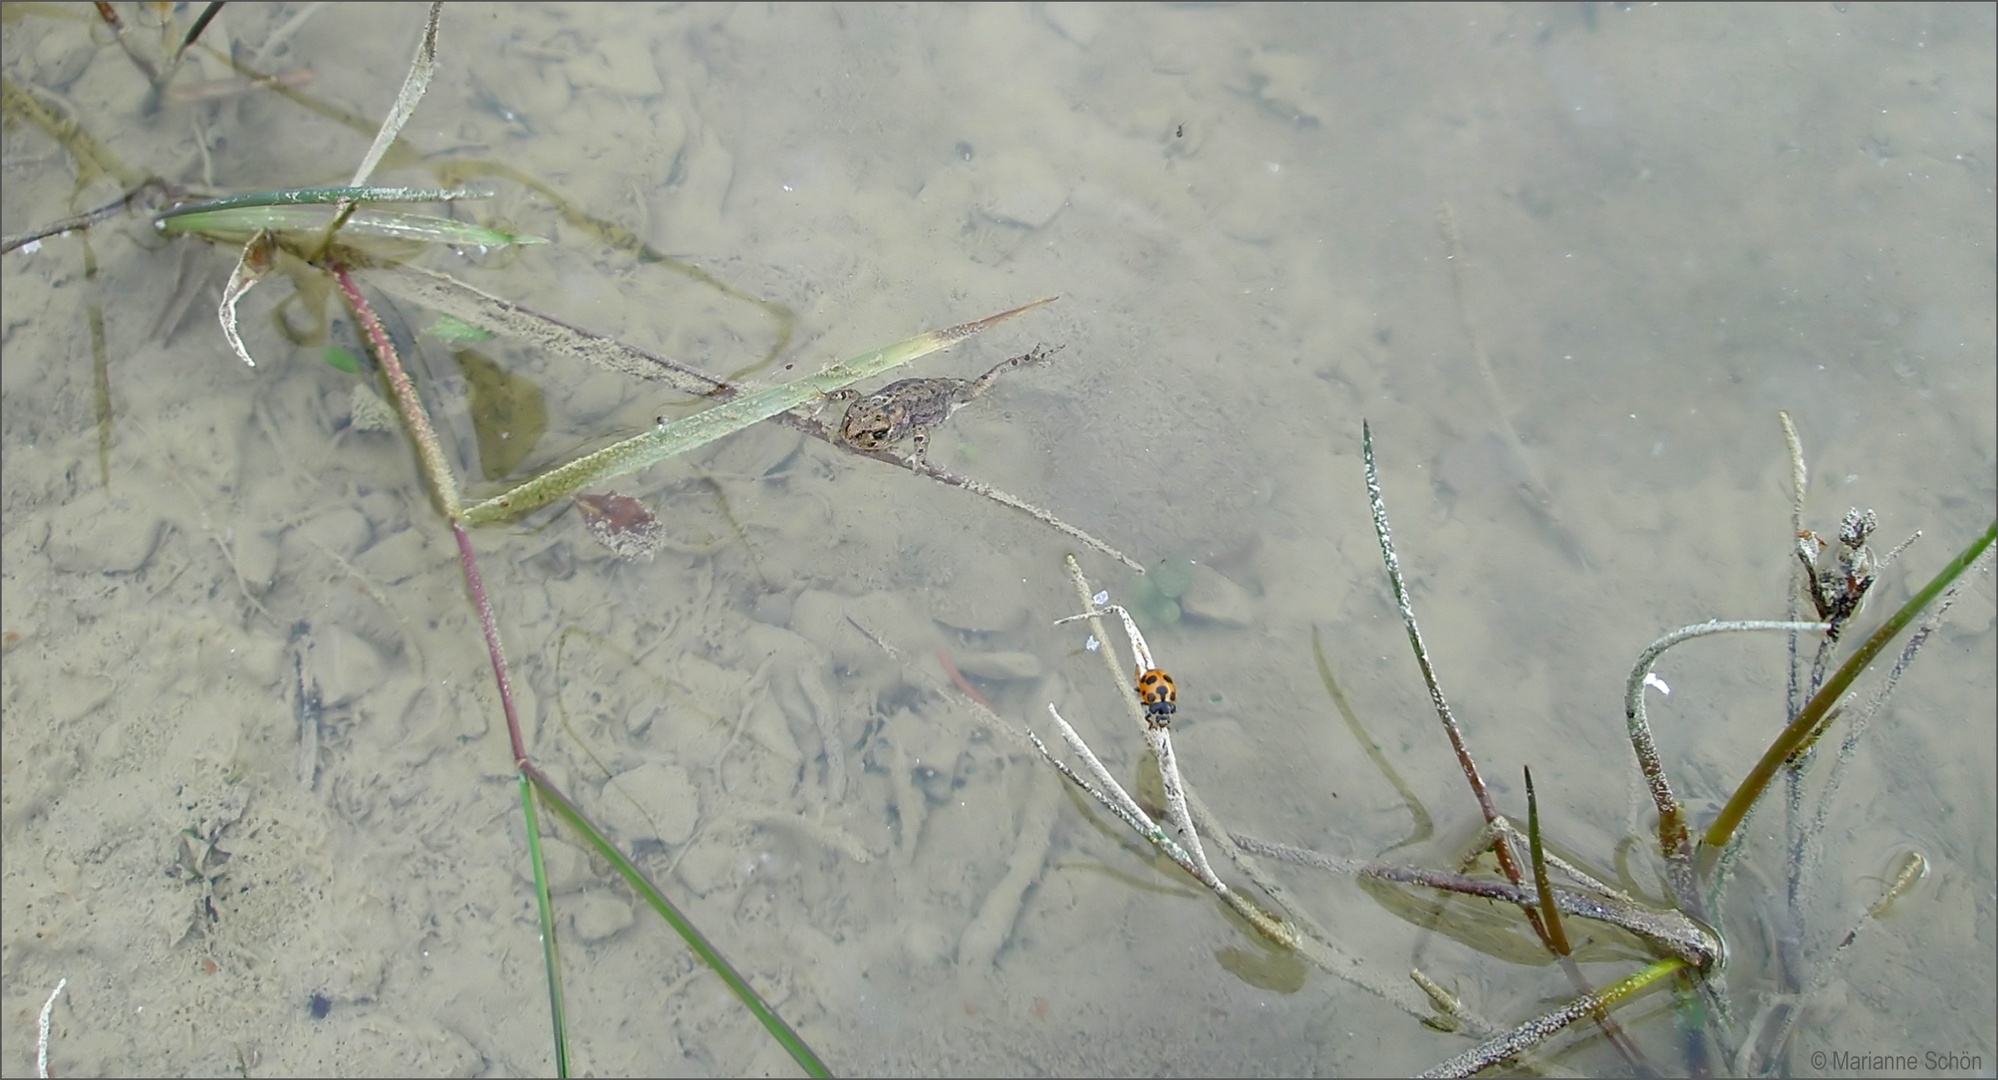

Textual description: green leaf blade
[158,205,544,247]
[459,298,1055,524]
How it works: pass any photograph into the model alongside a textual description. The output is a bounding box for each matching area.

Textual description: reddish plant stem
[452,520,529,765]
[1362,423,1523,883]
[334,264,813,1068]
[331,264,461,513]
[332,265,524,764]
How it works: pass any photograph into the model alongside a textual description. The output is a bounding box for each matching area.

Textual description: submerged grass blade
[155,186,492,221]
[159,204,543,247]
[1312,626,1433,851]
[350,2,441,186]
[1362,421,1524,888]
[522,764,831,1078]
[1231,833,1720,971]
[83,238,112,488]
[1623,618,1824,912]
[1524,767,1572,956]
[1703,520,1995,852]
[519,774,570,1077]
[433,159,799,373]
[1,75,146,190]
[379,264,737,397]
[459,298,1056,525]
[1417,957,1688,1078]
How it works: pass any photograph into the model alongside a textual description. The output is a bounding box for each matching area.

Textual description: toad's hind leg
[967,342,1065,399]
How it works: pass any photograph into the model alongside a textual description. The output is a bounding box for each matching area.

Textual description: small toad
[831,344,1061,468]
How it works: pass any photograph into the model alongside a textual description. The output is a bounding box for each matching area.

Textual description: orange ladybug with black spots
[1135,667,1177,729]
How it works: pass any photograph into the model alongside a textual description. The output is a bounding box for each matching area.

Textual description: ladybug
[1135,667,1177,729]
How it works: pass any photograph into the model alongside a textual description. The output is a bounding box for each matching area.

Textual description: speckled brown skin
[832,344,1060,468]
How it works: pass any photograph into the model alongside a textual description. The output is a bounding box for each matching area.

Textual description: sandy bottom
[3,5,1992,1076]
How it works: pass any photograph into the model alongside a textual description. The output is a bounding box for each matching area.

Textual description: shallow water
[3,4,1992,1075]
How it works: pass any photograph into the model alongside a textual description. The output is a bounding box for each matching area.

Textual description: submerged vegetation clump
[1027,418,1991,1075]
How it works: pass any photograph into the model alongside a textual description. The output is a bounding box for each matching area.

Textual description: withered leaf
[575,492,664,561]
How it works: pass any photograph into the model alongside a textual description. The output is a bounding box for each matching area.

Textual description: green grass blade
[349,2,442,186]
[519,774,571,1077]
[1703,518,1996,850]
[459,297,1056,525]
[523,766,831,1078]
[1418,957,1687,1078]
[155,186,492,221]
[158,204,543,247]
[1523,766,1572,956]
